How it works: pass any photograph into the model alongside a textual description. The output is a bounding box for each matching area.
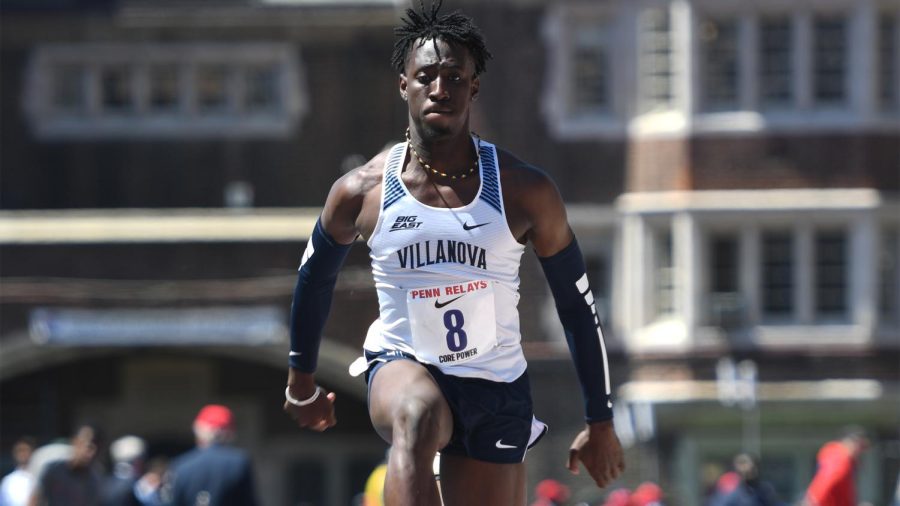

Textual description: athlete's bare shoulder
[495,147,570,253]
[495,148,556,196]
[495,148,562,218]
[337,150,389,199]
[322,148,391,242]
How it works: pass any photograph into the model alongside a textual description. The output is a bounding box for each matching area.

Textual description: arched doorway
[0,341,386,505]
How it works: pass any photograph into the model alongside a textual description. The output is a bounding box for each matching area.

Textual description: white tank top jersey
[365,137,528,382]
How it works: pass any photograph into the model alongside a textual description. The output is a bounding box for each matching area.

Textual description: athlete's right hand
[284,370,337,431]
[283,388,337,431]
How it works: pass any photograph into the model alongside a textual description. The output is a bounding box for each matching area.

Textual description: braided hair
[391,0,492,76]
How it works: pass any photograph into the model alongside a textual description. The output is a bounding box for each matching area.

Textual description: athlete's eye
[416,74,431,85]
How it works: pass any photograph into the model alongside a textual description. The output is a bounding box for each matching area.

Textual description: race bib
[407,280,497,366]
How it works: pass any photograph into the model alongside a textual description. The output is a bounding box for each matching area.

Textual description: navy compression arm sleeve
[289,218,353,372]
[538,237,613,423]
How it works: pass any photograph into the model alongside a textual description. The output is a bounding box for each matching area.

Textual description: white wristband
[285,385,321,407]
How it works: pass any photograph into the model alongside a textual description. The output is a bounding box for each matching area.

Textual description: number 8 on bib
[407,280,498,366]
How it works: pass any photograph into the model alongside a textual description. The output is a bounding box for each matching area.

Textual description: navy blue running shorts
[363,350,548,464]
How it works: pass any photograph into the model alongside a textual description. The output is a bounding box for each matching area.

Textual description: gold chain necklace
[405,128,479,181]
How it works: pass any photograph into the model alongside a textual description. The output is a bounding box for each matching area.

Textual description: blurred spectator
[631,481,664,506]
[1,437,36,506]
[28,423,104,506]
[707,454,783,506]
[717,472,740,493]
[102,435,147,506]
[601,488,631,506]
[361,457,387,506]
[531,478,570,506]
[164,404,257,506]
[803,427,869,506]
[705,471,740,505]
[133,458,167,506]
[25,443,70,487]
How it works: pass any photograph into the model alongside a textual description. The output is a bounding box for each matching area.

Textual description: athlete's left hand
[566,420,625,488]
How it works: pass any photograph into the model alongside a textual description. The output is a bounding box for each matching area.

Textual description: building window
[759,16,794,108]
[245,65,282,113]
[655,230,675,316]
[708,234,743,328]
[638,7,674,112]
[540,5,619,138]
[700,17,739,111]
[711,235,739,293]
[813,14,848,106]
[25,43,306,139]
[571,25,610,115]
[814,230,847,317]
[148,63,181,112]
[100,64,135,113]
[879,12,898,110]
[880,229,899,324]
[762,232,794,318]
[51,63,88,114]
[196,64,232,113]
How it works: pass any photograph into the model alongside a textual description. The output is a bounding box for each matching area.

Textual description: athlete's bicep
[525,175,573,257]
[320,174,364,245]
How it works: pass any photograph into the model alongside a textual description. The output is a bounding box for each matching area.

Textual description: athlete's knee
[391,396,446,452]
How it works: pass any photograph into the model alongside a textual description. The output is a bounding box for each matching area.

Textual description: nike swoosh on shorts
[495,439,517,449]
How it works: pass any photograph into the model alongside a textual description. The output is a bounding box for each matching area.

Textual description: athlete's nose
[428,76,450,102]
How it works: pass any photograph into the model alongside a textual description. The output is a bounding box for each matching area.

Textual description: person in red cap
[631,481,664,506]
[194,405,234,434]
[602,488,632,506]
[530,479,570,506]
[163,405,257,506]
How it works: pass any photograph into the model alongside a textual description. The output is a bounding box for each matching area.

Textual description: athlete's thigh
[367,359,454,445]
[438,453,526,506]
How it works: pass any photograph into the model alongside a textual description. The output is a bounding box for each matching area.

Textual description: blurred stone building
[1,0,897,504]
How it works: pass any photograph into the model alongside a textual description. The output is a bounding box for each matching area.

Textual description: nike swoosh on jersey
[495,439,517,449]
[462,221,491,231]
[434,295,464,309]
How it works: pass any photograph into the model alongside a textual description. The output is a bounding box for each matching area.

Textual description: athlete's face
[400,38,479,139]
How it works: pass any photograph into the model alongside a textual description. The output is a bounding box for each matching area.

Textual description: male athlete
[283,2,624,504]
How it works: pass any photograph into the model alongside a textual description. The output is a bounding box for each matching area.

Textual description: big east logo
[390,215,423,232]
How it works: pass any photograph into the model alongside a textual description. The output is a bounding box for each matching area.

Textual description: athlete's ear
[471,75,480,102]
[399,75,408,102]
